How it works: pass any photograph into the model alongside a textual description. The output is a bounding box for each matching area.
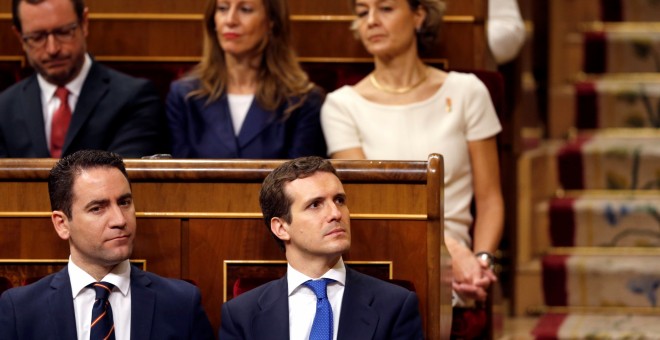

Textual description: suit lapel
[20,77,49,155]
[129,266,155,340]
[207,96,241,155]
[236,100,277,149]
[48,268,78,340]
[251,276,290,340]
[63,62,109,154]
[337,268,379,340]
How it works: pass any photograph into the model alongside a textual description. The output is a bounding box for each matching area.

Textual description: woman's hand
[446,237,497,301]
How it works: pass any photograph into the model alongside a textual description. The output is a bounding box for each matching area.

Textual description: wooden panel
[0,219,68,258]
[131,219,181,278]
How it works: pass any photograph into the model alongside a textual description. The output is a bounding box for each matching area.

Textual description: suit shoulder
[0,272,57,301]
[348,268,415,297]
[0,77,34,101]
[94,63,153,88]
[140,270,199,293]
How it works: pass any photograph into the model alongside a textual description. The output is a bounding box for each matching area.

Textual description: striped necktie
[90,281,115,340]
[304,278,333,340]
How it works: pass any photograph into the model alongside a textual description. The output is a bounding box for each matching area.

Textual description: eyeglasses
[21,22,80,49]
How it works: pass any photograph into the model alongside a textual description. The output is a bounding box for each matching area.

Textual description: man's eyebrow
[82,193,132,210]
[83,199,109,210]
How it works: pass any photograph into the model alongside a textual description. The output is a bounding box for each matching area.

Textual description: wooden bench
[0,155,451,338]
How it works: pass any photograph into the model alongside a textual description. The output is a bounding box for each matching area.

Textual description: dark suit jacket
[219,267,424,340]
[0,61,170,158]
[165,78,327,159]
[0,266,215,340]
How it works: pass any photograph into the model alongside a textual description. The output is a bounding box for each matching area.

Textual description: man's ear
[270,217,290,242]
[52,211,71,241]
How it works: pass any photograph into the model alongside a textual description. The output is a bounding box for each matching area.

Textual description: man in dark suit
[0,150,214,339]
[0,0,169,158]
[219,156,424,340]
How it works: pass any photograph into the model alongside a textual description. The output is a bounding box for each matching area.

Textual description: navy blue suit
[165,78,326,159]
[219,267,424,340]
[0,61,170,158]
[0,266,215,340]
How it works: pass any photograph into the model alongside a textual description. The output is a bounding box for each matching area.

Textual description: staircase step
[575,77,660,129]
[549,194,660,247]
[532,313,660,339]
[583,23,660,74]
[557,131,660,190]
[542,253,660,307]
[600,0,660,22]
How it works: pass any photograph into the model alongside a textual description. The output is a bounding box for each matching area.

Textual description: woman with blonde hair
[322,0,503,312]
[166,0,326,158]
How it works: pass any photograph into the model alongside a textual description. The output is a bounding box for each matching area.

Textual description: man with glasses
[0,0,170,158]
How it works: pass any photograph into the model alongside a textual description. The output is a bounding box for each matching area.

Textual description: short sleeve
[320,88,364,156]
[463,74,502,141]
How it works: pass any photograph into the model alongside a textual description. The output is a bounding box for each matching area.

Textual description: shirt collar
[68,256,132,298]
[37,53,92,100]
[287,257,346,296]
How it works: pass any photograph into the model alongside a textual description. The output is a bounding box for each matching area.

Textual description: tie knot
[91,282,114,300]
[304,278,332,299]
[55,87,69,101]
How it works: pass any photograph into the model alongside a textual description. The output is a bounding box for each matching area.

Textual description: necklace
[369,68,428,94]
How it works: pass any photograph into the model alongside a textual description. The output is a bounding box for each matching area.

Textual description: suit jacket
[0,266,215,340]
[165,78,326,159]
[219,267,424,340]
[0,61,170,158]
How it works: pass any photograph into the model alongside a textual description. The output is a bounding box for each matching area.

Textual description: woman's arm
[468,136,505,255]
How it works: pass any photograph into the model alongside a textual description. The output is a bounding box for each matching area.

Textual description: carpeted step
[600,0,660,22]
[583,24,660,74]
[549,195,660,247]
[532,312,660,339]
[575,77,660,129]
[542,253,660,308]
[556,131,660,190]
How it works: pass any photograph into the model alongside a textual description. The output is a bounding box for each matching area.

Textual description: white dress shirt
[287,257,346,340]
[38,54,92,150]
[68,257,132,340]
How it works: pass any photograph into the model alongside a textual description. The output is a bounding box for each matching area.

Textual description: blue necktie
[90,282,116,340]
[304,279,333,340]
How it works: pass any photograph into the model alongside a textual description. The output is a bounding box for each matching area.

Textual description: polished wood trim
[426,153,450,339]
[581,21,660,32]
[0,158,429,182]
[35,13,477,23]
[0,211,427,220]
[95,56,201,62]
[90,13,202,20]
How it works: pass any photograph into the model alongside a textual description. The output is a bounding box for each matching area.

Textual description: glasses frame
[21,22,80,49]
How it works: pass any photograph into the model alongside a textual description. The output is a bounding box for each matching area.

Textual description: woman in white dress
[321,0,504,307]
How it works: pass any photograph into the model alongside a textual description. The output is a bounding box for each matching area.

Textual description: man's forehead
[286,172,344,199]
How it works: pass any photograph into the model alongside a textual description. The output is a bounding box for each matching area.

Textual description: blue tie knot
[304,278,332,299]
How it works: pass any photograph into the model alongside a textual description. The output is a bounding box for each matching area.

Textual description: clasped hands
[450,244,497,302]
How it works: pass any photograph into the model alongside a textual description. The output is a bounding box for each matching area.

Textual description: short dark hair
[12,0,86,32]
[48,150,129,218]
[259,156,337,250]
